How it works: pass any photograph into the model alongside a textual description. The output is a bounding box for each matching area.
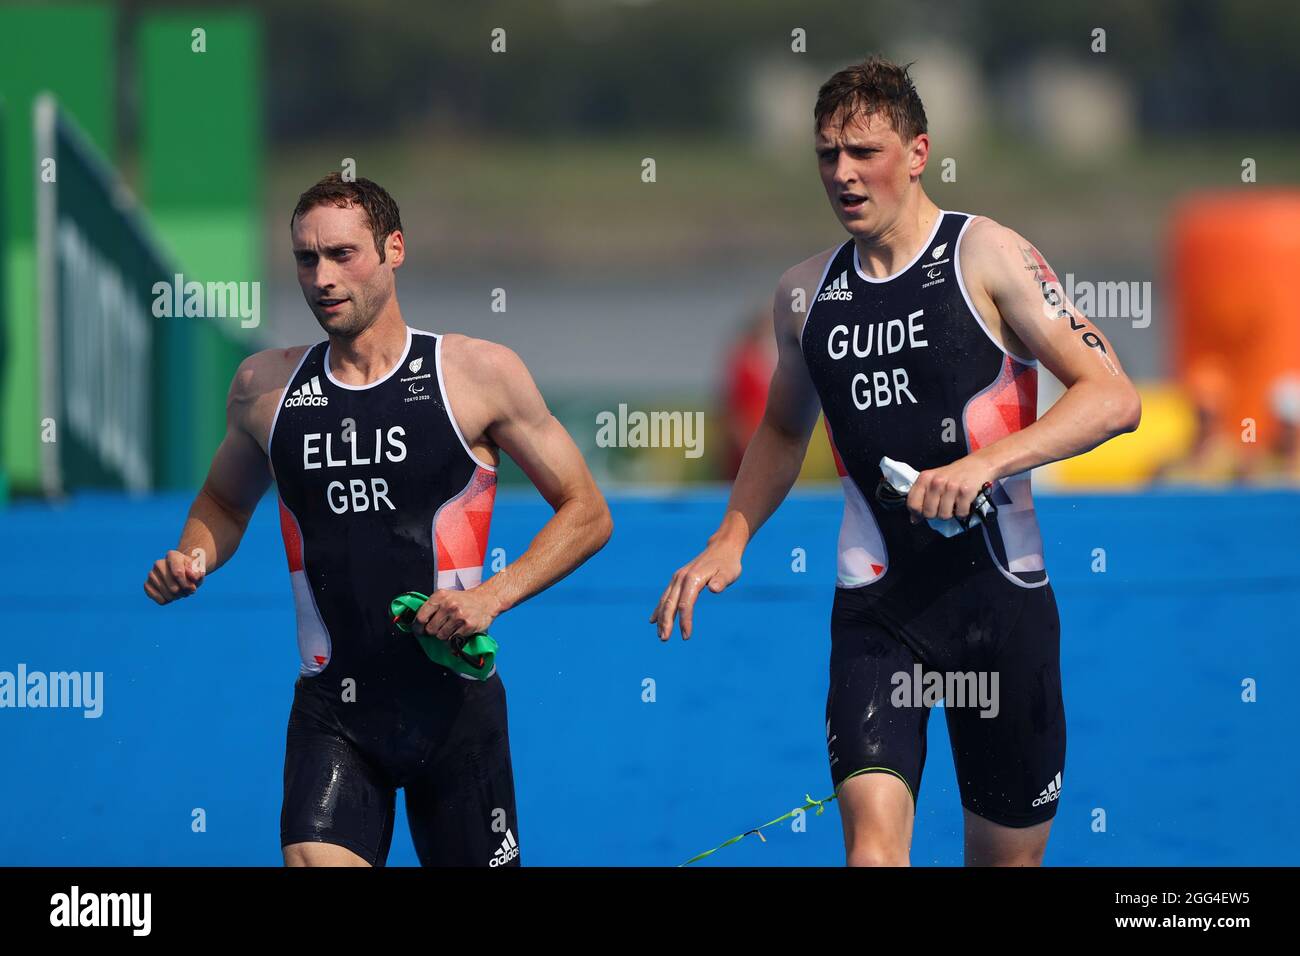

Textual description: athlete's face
[291,203,404,338]
[815,109,928,240]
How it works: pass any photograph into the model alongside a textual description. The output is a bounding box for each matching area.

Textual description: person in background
[718,307,777,480]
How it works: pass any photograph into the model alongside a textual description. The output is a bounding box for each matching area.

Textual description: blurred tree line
[110,0,1300,141]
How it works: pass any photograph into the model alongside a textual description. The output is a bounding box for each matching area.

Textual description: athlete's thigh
[962,808,1053,866]
[281,682,397,867]
[826,589,931,845]
[836,770,915,866]
[404,673,520,867]
[283,841,372,867]
[944,583,1066,834]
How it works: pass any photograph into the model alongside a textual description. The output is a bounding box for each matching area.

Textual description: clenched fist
[143,549,206,605]
[410,587,502,642]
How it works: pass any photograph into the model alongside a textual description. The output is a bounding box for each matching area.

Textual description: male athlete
[144,174,612,867]
[651,57,1141,866]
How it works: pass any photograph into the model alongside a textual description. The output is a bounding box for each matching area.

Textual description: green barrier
[0,96,7,506]
[36,98,178,493]
[0,4,115,494]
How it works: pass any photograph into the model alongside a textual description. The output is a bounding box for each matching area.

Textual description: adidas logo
[931,242,948,259]
[283,376,329,408]
[816,270,853,302]
[1032,771,1063,807]
[489,828,519,867]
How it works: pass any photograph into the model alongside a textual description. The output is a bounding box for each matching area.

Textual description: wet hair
[291,173,403,262]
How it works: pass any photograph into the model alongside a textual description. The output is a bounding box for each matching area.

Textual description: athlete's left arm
[413,340,614,642]
[908,218,1142,523]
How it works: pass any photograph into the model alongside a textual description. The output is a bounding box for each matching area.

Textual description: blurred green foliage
[110,0,1300,140]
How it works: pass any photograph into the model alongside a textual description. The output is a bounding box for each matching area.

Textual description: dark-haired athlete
[651,57,1140,866]
[145,174,612,866]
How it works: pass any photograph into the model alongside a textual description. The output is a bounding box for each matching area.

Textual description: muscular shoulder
[229,345,313,445]
[774,243,842,340]
[231,345,312,403]
[776,244,841,304]
[958,215,1042,291]
[438,333,543,437]
[439,333,529,386]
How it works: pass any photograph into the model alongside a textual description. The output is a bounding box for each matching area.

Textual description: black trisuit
[268,327,520,865]
[800,211,1066,828]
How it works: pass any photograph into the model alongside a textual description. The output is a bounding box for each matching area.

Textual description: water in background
[1,487,1294,865]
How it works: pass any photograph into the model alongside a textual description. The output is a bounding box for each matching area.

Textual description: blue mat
[0,487,1296,865]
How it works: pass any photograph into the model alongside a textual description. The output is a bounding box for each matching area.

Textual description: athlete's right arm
[143,352,282,605]
[650,251,831,640]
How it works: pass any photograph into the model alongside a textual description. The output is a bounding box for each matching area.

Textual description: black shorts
[280,661,520,866]
[825,581,1066,828]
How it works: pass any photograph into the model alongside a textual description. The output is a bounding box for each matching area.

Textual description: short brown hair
[291,173,403,263]
[814,56,928,143]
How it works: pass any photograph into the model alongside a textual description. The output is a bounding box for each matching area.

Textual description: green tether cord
[679,792,837,866]
[389,591,498,681]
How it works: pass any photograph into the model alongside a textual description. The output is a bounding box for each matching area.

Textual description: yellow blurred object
[1045,382,1200,487]
[798,413,840,482]
[798,383,1265,490]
